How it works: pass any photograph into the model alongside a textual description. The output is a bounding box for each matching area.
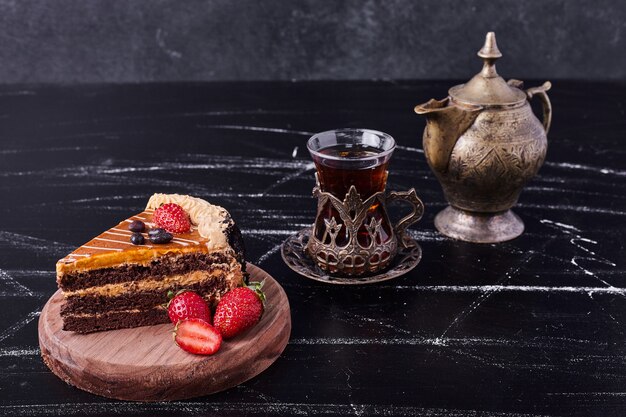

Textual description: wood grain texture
[37,264,291,402]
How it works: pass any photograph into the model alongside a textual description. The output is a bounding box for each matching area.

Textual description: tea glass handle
[525,81,553,135]
[386,189,424,249]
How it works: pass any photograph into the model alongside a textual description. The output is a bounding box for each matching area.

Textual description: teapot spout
[414,98,483,174]
[414,97,451,115]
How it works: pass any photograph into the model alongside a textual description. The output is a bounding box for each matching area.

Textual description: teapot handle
[525,81,553,135]
[386,188,424,249]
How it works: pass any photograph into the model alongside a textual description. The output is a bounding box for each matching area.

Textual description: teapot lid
[449,32,527,106]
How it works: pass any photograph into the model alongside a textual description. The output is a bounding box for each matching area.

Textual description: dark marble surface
[0,0,624,83]
[0,81,625,416]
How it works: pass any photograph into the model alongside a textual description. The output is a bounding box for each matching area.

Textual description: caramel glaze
[56,210,229,277]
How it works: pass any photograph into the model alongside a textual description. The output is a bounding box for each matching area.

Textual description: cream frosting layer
[146,193,230,248]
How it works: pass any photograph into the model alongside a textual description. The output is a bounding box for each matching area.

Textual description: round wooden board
[38,264,291,402]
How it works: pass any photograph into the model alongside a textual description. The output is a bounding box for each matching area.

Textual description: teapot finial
[478,32,502,59]
[448,31,526,105]
[478,32,501,78]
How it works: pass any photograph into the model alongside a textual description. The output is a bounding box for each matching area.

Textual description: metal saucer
[281,228,422,285]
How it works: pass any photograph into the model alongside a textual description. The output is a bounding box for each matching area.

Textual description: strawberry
[167,290,211,324]
[153,203,191,233]
[174,318,222,355]
[213,282,265,339]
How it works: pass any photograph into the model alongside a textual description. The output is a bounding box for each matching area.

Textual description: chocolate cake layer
[62,308,170,333]
[61,276,230,315]
[59,252,234,291]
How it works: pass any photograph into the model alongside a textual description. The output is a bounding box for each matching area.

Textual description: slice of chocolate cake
[56,194,246,333]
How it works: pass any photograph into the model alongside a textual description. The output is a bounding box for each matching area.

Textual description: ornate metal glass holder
[305,175,423,276]
[281,228,422,285]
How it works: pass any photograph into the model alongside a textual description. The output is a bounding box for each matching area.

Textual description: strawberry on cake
[55,193,246,333]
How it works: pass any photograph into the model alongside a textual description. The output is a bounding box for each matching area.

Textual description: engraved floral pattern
[443,105,547,211]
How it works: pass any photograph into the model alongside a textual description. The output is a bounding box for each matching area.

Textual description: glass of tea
[306,129,423,276]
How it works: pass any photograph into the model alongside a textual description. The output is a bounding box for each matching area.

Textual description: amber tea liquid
[313,144,388,198]
[312,143,392,247]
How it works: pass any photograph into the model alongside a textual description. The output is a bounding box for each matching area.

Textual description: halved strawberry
[173,318,222,355]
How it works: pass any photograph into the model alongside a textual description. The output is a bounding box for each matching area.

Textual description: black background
[0,0,624,83]
[0,80,625,416]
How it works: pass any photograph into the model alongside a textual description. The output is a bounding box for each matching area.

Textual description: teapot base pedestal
[435,206,524,243]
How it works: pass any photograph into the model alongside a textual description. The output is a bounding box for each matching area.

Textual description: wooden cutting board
[38,264,291,402]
